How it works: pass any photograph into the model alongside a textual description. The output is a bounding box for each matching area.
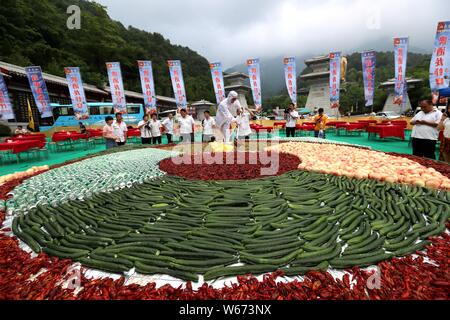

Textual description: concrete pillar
[305,81,340,117]
[236,89,248,111]
[382,91,412,114]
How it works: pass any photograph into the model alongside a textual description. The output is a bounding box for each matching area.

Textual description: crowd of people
[285,104,329,139]
[100,91,257,149]
[96,94,450,164]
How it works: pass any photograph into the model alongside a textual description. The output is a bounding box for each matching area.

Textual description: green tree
[0,0,215,102]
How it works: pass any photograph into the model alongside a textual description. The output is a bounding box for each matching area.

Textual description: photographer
[285,103,299,138]
[137,114,152,144]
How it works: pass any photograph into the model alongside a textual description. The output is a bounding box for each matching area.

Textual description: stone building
[379,78,423,114]
[224,72,251,111]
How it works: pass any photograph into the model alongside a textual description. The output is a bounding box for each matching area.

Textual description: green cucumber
[303,223,334,241]
[88,252,134,269]
[384,233,419,251]
[387,221,411,239]
[330,253,393,268]
[240,248,303,266]
[77,257,130,273]
[420,223,446,239]
[43,246,88,259]
[292,243,342,266]
[340,222,365,241]
[392,240,431,256]
[203,265,278,281]
[245,241,304,254]
[281,261,329,277]
[15,230,41,253]
[343,236,385,255]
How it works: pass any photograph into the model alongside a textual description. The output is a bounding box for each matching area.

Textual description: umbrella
[438,88,450,98]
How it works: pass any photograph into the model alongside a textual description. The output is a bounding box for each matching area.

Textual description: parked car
[413,106,446,115]
[375,111,401,120]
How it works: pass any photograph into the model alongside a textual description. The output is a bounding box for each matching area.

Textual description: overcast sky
[94,0,450,68]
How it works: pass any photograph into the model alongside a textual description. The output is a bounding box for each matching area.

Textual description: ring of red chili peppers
[159,152,301,180]
[1,167,449,300]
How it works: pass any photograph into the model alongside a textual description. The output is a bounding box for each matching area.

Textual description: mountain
[262,51,432,113]
[0,0,215,101]
[225,55,307,97]
[226,34,432,107]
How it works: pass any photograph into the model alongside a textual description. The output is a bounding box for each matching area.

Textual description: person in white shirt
[176,108,195,143]
[285,103,299,138]
[410,100,443,160]
[216,91,241,143]
[137,114,152,144]
[235,108,254,140]
[162,113,174,144]
[149,113,162,145]
[113,113,128,146]
[202,111,216,142]
[438,104,450,162]
[14,125,29,135]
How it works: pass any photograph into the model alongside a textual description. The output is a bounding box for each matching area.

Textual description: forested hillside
[0,0,215,101]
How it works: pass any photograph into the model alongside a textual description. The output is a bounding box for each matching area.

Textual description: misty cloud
[95,0,450,68]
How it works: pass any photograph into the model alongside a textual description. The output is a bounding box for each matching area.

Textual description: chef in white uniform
[216,91,241,143]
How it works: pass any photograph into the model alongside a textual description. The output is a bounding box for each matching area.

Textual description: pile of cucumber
[12,171,449,282]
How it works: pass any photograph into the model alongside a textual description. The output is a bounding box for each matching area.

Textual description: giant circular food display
[0,139,449,299]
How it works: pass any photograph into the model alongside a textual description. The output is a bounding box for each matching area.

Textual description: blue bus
[39,102,145,131]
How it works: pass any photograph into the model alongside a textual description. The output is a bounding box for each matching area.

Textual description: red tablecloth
[335,122,353,128]
[89,131,103,137]
[326,121,346,127]
[52,133,88,142]
[366,125,405,139]
[86,129,103,137]
[13,133,46,139]
[358,120,378,124]
[357,120,378,128]
[0,140,45,154]
[273,121,286,127]
[11,135,46,142]
[127,129,141,137]
[252,126,273,133]
[296,124,315,131]
[382,120,408,128]
[302,122,315,126]
[340,123,366,131]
